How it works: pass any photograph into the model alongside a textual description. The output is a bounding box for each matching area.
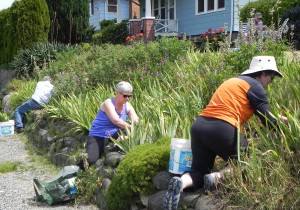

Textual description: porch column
[142,17,155,43]
[145,0,152,18]
[143,0,155,43]
[129,19,142,36]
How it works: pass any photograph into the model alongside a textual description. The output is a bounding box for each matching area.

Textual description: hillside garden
[2,28,300,208]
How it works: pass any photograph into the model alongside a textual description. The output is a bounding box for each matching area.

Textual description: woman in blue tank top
[78,81,139,170]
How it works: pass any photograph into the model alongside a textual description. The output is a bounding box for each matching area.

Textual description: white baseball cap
[241,56,283,77]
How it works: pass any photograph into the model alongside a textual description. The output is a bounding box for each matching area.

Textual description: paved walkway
[0,134,98,210]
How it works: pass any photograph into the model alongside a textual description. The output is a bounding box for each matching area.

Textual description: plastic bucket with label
[168,138,192,174]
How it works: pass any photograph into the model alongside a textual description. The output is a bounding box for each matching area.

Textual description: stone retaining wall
[23,110,221,210]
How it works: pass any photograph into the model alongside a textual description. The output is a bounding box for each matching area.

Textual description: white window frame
[152,0,176,20]
[195,0,225,15]
[89,0,94,16]
[107,0,117,13]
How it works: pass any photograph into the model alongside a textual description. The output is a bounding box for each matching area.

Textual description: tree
[0,0,50,64]
[46,0,90,44]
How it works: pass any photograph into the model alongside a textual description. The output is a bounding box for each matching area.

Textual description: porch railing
[154,19,178,36]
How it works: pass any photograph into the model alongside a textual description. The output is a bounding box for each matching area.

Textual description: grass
[0,162,22,173]
[284,50,300,62]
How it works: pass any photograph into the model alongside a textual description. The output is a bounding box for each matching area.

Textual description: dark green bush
[46,0,90,44]
[239,0,298,28]
[0,0,50,64]
[15,0,50,49]
[106,137,170,210]
[92,20,129,45]
[99,19,116,29]
[224,39,287,75]
[281,5,300,45]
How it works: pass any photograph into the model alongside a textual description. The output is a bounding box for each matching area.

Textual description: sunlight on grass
[0,162,22,173]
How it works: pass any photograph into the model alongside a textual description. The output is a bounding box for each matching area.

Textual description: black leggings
[86,136,109,165]
[77,134,118,170]
[188,116,246,188]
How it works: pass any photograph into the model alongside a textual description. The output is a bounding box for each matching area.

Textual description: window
[218,0,225,8]
[108,0,117,13]
[153,0,166,19]
[208,0,214,11]
[89,0,94,15]
[196,0,225,14]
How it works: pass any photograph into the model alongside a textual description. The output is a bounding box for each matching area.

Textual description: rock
[152,171,173,190]
[147,190,166,210]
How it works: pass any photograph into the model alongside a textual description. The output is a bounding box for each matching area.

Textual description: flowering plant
[125,33,143,43]
[192,27,226,51]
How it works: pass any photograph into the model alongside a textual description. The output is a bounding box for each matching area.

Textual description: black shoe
[16,127,24,134]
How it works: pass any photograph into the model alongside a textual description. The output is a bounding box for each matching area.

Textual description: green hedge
[240,0,298,28]
[0,0,50,64]
[106,137,170,210]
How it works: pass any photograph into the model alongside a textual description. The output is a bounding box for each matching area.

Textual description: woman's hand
[278,114,288,125]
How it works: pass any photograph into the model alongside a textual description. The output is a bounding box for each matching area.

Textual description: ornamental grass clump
[106,137,170,210]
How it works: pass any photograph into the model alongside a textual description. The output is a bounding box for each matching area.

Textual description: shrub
[281,5,300,46]
[0,0,50,64]
[14,0,50,49]
[11,42,73,78]
[0,112,9,122]
[99,19,116,29]
[75,166,99,205]
[192,27,226,51]
[92,20,129,45]
[46,0,90,44]
[106,137,170,210]
[224,39,287,75]
[240,0,299,29]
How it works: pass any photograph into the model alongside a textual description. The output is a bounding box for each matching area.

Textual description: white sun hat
[241,56,283,77]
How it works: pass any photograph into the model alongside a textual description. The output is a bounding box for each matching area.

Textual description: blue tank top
[89,98,127,138]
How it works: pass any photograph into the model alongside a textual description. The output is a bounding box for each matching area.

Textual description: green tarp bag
[33,165,79,205]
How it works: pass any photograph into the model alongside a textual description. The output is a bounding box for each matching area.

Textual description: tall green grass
[222,61,300,209]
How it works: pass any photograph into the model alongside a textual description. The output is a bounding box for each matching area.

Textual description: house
[135,0,257,41]
[89,0,256,42]
[89,0,140,30]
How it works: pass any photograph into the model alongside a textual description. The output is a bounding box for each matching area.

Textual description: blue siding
[176,0,232,36]
[89,0,129,31]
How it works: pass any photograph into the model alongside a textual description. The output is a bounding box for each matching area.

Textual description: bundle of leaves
[11,42,73,78]
[0,112,9,122]
[106,137,170,210]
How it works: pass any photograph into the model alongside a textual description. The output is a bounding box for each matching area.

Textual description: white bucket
[0,120,15,136]
[168,138,192,174]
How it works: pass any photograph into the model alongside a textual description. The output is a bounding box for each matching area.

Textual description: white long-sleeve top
[31,81,54,105]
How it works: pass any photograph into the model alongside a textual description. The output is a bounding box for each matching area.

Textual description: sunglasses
[268,73,275,81]
[120,93,132,98]
[271,74,275,80]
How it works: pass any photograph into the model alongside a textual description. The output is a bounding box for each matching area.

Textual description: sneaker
[204,173,219,191]
[16,127,24,134]
[163,177,182,210]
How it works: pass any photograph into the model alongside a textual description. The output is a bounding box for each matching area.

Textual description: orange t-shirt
[200,76,274,128]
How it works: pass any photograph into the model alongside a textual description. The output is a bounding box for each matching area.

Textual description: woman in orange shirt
[163,56,288,210]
